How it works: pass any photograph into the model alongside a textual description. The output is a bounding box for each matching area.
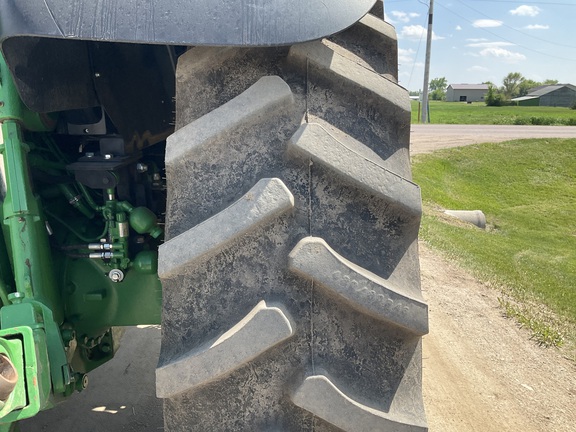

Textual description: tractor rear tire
[157,12,428,432]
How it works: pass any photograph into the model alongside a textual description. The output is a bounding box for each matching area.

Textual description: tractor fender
[0,0,378,47]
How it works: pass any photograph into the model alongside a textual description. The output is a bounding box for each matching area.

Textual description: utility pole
[421,0,434,123]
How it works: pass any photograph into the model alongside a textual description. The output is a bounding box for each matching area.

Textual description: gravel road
[411,124,576,154]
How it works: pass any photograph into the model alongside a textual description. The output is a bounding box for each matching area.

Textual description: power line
[468,1,576,5]
[435,1,576,62]
[407,11,426,88]
[454,0,576,49]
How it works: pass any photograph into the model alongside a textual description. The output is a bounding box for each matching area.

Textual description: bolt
[108,269,124,283]
[101,343,112,353]
[83,128,90,134]
[153,173,161,181]
[104,154,113,160]
[136,163,148,173]
[85,152,95,158]
[94,72,101,78]
[75,373,88,392]
[7,292,25,304]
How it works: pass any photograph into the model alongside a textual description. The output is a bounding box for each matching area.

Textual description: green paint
[0,121,63,322]
[0,51,163,425]
[0,326,50,424]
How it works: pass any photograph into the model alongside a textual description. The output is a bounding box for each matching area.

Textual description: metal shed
[446,84,489,102]
[512,84,576,107]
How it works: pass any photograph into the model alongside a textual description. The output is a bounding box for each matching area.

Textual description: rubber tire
[157,13,428,432]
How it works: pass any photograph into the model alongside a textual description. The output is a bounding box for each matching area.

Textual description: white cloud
[466,41,515,48]
[391,11,409,22]
[455,25,462,31]
[467,65,489,72]
[479,47,526,63]
[473,19,503,28]
[397,48,425,70]
[398,48,415,64]
[510,5,541,17]
[391,10,420,23]
[524,24,549,30]
[466,38,488,42]
[399,25,444,41]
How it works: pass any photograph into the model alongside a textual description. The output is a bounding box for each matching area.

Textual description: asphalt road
[410,124,576,154]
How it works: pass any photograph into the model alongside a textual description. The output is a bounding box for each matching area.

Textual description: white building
[446,84,489,102]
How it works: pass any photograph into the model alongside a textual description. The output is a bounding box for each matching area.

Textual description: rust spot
[25,258,31,269]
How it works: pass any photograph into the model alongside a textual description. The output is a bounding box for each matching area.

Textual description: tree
[502,72,524,98]
[485,84,505,106]
[429,89,445,100]
[429,77,447,100]
[429,77,447,91]
[543,79,559,85]
[518,79,541,97]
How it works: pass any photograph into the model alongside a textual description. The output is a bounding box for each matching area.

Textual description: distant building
[512,84,576,107]
[446,84,489,102]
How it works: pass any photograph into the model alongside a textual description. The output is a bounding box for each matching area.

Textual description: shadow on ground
[20,326,163,432]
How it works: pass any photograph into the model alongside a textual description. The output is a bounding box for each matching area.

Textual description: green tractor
[0,0,428,430]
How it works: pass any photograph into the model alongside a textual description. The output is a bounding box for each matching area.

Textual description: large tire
[156,12,428,432]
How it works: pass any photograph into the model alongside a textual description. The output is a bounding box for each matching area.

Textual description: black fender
[0,0,379,140]
[0,0,377,46]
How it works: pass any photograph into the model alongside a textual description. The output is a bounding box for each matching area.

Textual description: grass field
[411,100,576,126]
[412,138,576,348]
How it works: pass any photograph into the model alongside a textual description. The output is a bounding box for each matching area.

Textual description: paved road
[410,124,576,154]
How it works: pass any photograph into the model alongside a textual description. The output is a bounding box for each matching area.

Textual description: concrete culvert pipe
[444,210,486,229]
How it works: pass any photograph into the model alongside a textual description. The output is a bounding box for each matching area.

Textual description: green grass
[412,138,576,348]
[411,100,576,125]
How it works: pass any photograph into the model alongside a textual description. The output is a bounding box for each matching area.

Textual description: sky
[384,0,576,91]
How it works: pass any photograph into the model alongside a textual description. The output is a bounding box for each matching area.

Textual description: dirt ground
[22,126,576,430]
[420,243,576,432]
[414,127,576,431]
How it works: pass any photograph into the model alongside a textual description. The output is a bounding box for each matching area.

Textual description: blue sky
[384,0,576,91]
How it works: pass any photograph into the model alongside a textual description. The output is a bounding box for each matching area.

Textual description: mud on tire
[156,12,428,432]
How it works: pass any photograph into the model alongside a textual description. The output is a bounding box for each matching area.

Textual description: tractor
[0,0,428,430]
